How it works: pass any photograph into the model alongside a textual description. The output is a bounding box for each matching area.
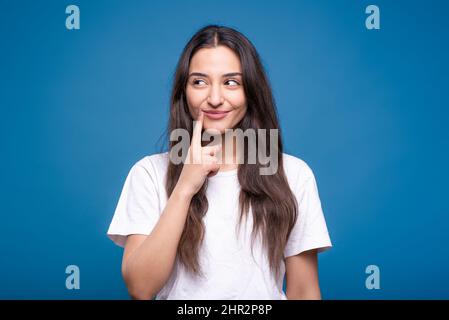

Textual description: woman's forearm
[122,186,193,299]
[286,284,322,300]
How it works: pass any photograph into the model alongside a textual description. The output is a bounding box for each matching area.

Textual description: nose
[207,84,224,108]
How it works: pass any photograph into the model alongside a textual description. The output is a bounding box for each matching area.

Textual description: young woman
[107,25,332,300]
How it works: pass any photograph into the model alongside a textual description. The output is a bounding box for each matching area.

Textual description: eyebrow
[188,72,243,78]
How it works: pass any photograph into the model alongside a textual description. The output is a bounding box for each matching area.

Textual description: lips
[202,109,231,120]
[202,109,231,114]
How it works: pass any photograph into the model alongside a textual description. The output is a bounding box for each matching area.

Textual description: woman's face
[186,45,247,134]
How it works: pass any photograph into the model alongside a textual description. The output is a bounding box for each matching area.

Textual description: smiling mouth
[202,109,231,120]
[202,109,231,114]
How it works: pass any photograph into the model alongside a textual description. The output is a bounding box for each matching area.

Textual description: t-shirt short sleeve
[284,161,332,258]
[107,160,161,248]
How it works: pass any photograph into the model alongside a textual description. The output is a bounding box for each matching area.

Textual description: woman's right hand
[174,111,221,198]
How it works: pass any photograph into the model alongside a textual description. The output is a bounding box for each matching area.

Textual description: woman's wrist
[172,184,194,202]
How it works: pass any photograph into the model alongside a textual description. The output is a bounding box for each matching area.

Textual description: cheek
[227,90,246,107]
[232,106,247,124]
[186,87,205,110]
[225,106,246,130]
[228,91,247,118]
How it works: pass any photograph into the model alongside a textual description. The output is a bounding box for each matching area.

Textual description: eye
[192,79,207,86]
[225,79,240,86]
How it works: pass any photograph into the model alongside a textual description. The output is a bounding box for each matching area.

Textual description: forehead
[189,45,242,74]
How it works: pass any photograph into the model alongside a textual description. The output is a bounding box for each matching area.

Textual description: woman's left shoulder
[282,153,317,184]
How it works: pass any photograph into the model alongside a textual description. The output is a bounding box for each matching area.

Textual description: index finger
[191,110,204,157]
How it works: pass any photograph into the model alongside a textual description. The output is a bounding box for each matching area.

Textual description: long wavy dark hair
[165,25,298,279]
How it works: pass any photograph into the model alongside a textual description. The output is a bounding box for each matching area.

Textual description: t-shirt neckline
[211,168,238,177]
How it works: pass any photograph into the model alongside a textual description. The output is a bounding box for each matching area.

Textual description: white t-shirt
[107,152,332,300]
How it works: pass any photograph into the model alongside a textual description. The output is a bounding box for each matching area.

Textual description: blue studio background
[1,0,448,299]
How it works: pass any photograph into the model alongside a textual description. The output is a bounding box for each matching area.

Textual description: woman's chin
[203,123,227,135]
